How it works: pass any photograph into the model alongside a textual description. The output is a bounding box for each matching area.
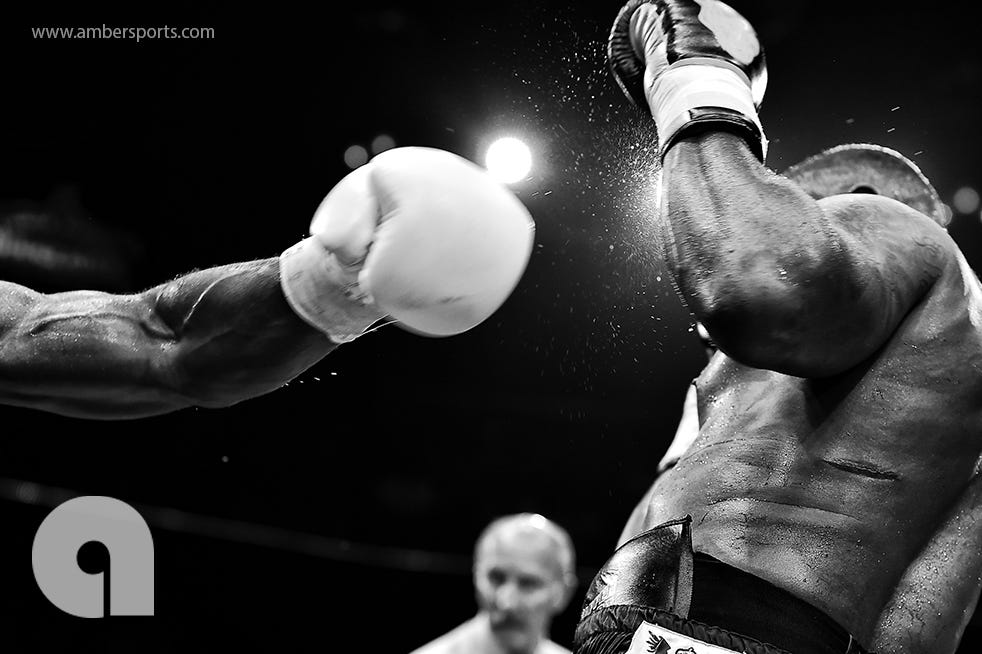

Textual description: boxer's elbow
[690,265,873,377]
[701,312,864,377]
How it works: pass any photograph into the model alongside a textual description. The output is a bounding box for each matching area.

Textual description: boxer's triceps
[659,131,954,378]
[0,258,336,420]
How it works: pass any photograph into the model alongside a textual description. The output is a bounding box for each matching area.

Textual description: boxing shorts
[574,517,869,654]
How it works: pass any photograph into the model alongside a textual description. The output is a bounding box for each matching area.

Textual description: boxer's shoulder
[952,248,982,311]
[818,193,965,313]
[817,192,952,246]
[874,211,982,357]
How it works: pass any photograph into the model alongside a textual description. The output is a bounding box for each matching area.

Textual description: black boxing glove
[608,0,768,161]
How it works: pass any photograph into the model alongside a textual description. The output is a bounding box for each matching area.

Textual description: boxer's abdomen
[634,273,982,643]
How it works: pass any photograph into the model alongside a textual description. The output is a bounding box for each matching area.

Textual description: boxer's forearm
[0,259,338,419]
[659,132,946,377]
[660,132,854,375]
[871,472,982,654]
[150,258,344,410]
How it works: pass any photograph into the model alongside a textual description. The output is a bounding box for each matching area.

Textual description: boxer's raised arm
[0,259,346,419]
[659,132,953,377]
[608,1,954,377]
[0,147,533,420]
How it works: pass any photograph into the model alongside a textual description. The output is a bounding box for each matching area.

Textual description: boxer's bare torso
[621,242,982,645]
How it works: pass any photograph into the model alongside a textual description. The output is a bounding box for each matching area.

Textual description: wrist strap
[650,61,767,161]
[279,237,374,344]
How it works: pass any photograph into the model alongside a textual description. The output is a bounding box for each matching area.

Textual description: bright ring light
[485,137,532,184]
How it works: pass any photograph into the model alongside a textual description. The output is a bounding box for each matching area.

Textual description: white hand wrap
[279,237,376,344]
[648,59,767,159]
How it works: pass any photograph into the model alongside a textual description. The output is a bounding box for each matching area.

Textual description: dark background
[0,1,980,651]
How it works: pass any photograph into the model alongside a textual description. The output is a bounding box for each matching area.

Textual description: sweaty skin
[620,132,982,649]
[0,259,381,419]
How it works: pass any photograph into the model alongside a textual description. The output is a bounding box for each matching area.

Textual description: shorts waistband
[574,517,868,654]
[688,552,864,654]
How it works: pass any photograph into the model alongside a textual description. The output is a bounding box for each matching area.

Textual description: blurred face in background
[474,521,572,653]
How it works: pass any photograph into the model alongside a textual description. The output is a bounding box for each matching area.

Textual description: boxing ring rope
[0,475,472,576]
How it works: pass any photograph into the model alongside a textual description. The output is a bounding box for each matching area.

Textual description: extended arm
[659,131,952,376]
[0,258,375,419]
[0,146,534,420]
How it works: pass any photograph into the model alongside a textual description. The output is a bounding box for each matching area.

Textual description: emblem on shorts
[647,632,671,654]
[629,621,740,654]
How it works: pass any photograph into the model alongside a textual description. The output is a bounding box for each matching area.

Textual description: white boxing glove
[279,147,535,343]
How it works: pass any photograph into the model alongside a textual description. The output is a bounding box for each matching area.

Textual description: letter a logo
[32,496,154,617]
